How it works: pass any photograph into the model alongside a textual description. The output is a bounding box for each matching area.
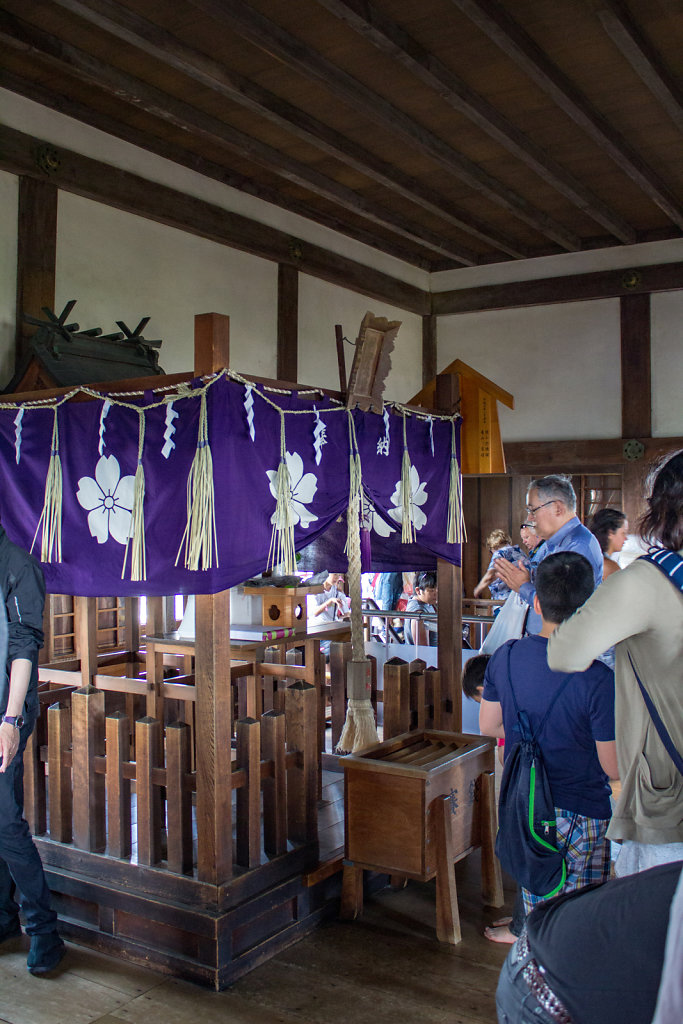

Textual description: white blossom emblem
[76,454,135,545]
[361,494,395,538]
[266,451,319,529]
[388,465,429,532]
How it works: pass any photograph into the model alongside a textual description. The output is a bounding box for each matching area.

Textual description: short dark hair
[415,571,437,590]
[462,654,490,699]
[639,449,683,552]
[535,552,594,624]
[590,508,626,553]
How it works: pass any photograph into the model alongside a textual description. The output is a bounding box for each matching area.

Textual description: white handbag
[479,591,530,655]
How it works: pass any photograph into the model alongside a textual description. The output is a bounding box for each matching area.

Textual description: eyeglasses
[525,500,556,518]
[519,523,535,530]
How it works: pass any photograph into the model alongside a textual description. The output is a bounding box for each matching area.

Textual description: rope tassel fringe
[32,408,63,563]
[176,390,218,572]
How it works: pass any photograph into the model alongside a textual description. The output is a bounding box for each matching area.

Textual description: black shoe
[0,918,21,944]
[27,932,66,975]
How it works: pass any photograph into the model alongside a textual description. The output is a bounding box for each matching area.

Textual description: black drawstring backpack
[495,642,577,898]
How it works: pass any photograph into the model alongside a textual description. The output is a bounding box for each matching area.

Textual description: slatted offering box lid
[344,729,496,878]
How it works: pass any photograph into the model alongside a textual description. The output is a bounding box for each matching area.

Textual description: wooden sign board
[409,359,513,474]
[346,312,401,411]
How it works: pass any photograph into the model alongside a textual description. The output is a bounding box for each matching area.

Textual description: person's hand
[0,721,20,773]
[495,559,530,593]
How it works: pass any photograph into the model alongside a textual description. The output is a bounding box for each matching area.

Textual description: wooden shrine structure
[10,312,511,988]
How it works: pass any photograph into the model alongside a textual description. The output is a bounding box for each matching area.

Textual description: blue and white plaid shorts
[522,808,611,915]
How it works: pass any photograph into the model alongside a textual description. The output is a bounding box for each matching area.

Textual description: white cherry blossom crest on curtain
[76,454,135,545]
[266,450,318,528]
[360,493,395,538]
[388,464,429,532]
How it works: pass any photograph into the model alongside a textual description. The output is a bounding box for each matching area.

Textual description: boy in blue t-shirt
[480,551,618,938]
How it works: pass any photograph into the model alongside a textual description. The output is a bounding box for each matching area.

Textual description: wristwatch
[1,715,24,729]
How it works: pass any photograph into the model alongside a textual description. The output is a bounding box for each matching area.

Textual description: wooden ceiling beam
[433,260,683,315]
[451,0,683,229]
[0,70,435,271]
[0,11,475,266]
[0,123,431,315]
[593,0,683,136]
[314,0,636,245]
[50,0,526,259]
[188,0,583,251]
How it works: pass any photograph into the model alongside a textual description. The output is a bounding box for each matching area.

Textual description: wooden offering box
[245,585,322,633]
[342,730,503,943]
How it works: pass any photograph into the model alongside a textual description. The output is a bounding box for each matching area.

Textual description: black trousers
[0,715,57,935]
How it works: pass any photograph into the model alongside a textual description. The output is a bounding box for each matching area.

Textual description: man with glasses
[495,475,603,633]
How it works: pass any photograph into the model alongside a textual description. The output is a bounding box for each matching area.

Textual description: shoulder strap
[640,547,683,592]
[505,641,576,745]
[627,651,683,775]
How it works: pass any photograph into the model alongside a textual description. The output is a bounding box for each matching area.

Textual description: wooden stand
[340,730,503,943]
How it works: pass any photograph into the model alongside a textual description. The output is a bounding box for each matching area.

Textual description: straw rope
[400,413,416,545]
[122,411,147,581]
[31,407,62,563]
[267,412,297,575]
[175,389,218,572]
[447,420,467,544]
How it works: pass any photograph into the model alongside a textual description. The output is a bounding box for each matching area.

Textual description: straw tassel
[176,390,218,572]
[122,411,147,581]
[447,419,467,544]
[336,414,379,754]
[267,412,296,575]
[32,407,63,563]
[400,414,416,545]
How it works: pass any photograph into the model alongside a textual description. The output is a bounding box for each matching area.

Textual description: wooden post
[621,293,652,529]
[480,771,504,908]
[16,177,57,364]
[383,657,409,740]
[136,717,162,867]
[48,702,72,844]
[23,721,46,835]
[286,681,318,844]
[75,596,98,687]
[236,717,262,869]
[262,710,287,857]
[329,640,351,750]
[71,686,106,852]
[166,721,193,875]
[144,596,166,726]
[434,795,461,944]
[277,263,298,382]
[193,312,234,884]
[422,312,436,387]
[436,371,463,733]
[105,711,131,859]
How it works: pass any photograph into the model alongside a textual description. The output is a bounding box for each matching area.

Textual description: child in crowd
[479,552,618,941]
[405,571,437,646]
[462,654,490,702]
[309,571,350,657]
[473,529,527,600]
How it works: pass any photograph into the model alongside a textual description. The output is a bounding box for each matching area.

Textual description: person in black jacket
[0,525,64,974]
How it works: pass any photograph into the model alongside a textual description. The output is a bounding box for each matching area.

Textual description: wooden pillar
[621,294,652,528]
[16,177,57,365]
[75,596,98,687]
[435,372,462,732]
[277,263,298,382]
[422,312,436,387]
[193,313,233,884]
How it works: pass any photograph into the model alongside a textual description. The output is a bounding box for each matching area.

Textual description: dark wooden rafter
[594,0,683,136]
[0,123,430,315]
[314,0,637,244]
[0,10,476,266]
[422,313,437,387]
[450,0,683,229]
[187,0,583,251]
[0,70,431,271]
[48,0,526,260]
[433,260,683,315]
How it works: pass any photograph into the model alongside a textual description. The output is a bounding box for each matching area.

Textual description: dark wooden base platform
[37,836,353,989]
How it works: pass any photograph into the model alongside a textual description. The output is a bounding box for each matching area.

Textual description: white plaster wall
[1,88,428,292]
[651,291,683,438]
[437,299,621,441]
[0,170,18,387]
[56,192,278,377]
[298,274,422,401]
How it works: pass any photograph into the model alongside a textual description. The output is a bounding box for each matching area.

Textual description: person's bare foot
[491,916,512,928]
[484,924,516,944]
